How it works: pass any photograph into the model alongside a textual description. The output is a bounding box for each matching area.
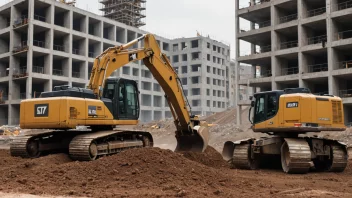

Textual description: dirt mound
[180,146,229,168]
[0,148,244,198]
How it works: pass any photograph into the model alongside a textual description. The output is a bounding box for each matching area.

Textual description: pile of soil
[180,146,229,168]
[0,148,244,198]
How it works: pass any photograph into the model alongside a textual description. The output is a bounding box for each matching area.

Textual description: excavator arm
[88,34,209,152]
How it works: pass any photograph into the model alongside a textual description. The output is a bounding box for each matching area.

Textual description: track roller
[327,144,348,172]
[281,138,311,174]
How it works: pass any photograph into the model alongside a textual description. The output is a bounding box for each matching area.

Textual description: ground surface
[1,107,352,197]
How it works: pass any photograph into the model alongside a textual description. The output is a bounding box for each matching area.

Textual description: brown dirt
[0,147,352,198]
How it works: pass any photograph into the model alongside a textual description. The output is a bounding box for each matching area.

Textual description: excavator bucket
[175,125,209,152]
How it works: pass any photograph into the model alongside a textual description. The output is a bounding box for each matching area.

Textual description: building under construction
[100,0,146,28]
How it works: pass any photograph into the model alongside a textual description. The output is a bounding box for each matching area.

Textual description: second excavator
[10,34,209,160]
[222,88,348,174]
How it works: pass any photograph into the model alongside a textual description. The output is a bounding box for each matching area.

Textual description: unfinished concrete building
[169,36,232,117]
[0,0,231,125]
[235,0,352,125]
[99,0,146,28]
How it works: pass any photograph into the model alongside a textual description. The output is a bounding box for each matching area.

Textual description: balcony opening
[0,7,11,29]
[302,21,327,46]
[336,76,352,98]
[153,96,162,107]
[162,42,169,51]
[333,47,352,70]
[191,88,201,96]
[0,32,10,54]
[88,17,101,37]
[276,26,298,50]
[133,68,139,77]
[12,57,27,79]
[141,94,151,107]
[173,44,178,52]
[103,42,114,53]
[103,22,114,41]
[34,0,51,23]
[0,58,9,78]
[276,54,299,76]
[275,1,298,24]
[12,80,27,100]
[181,66,188,74]
[72,12,86,32]
[181,42,187,50]
[32,54,49,74]
[333,16,352,41]
[153,83,161,92]
[54,6,69,28]
[303,0,326,18]
[122,66,130,75]
[72,35,86,56]
[334,0,352,11]
[239,32,271,56]
[154,111,162,120]
[33,25,50,49]
[141,69,151,78]
[127,30,137,48]
[116,26,125,43]
[191,76,200,84]
[13,0,28,28]
[302,78,328,95]
[302,50,328,73]
[0,81,9,104]
[191,40,199,48]
[12,30,28,54]
[52,55,68,77]
[192,100,201,107]
[88,39,101,58]
[181,77,187,85]
[191,64,201,72]
[191,52,201,61]
[172,55,179,63]
[31,79,47,98]
[254,58,272,78]
[238,7,271,32]
[72,59,85,79]
[182,54,187,61]
[53,30,69,52]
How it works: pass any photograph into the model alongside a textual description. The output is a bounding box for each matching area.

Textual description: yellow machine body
[20,97,138,129]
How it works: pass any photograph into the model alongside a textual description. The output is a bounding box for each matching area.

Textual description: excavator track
[328,144,348,172]
[232,143,258,170]
[281,138,311,174]
[69,130,153,161]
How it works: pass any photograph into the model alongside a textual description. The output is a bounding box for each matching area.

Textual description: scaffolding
[99,0,146,28]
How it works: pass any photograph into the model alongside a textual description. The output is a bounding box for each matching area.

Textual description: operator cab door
[253,92,279,128]
[116,79,139,120]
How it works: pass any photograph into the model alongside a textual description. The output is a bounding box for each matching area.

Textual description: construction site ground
[0,107,352,197]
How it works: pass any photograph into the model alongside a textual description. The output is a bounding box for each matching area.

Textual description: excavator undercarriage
[10,129,153,161]
[223,136,348,173]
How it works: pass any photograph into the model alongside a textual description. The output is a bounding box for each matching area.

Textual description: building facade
[0,0,231,125]
[235,0,352,125]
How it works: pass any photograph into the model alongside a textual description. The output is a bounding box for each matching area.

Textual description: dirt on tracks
[0,147,352,198]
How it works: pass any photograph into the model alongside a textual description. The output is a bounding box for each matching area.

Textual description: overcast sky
[0,0,238,58]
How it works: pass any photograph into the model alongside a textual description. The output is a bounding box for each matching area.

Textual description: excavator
[222,88,349,174]
[10,34,209,160]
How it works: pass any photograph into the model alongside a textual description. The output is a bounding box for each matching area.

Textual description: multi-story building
[169,37,232,116]
[234,0,352,125]
[0,0,231,125]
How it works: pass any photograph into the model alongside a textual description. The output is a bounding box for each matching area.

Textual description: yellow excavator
[222,88,348,174]
[10,34,209,160]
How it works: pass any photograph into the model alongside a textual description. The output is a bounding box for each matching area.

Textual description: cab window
[254,95,265,123]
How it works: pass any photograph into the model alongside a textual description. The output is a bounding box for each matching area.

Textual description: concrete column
[50,3,54,25]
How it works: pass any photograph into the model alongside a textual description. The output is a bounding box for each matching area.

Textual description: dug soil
[1,147,352,198]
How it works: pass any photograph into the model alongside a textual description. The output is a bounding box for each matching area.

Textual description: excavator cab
[102,78,139,121]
